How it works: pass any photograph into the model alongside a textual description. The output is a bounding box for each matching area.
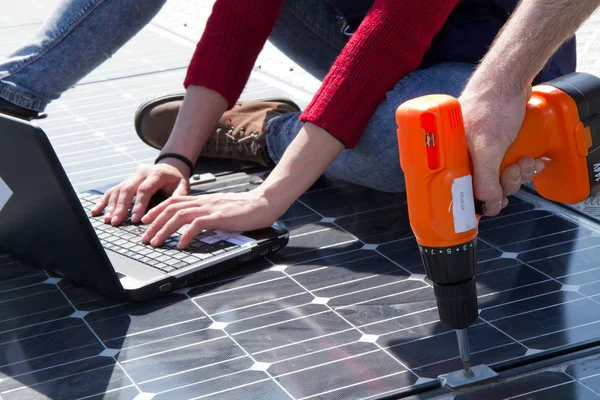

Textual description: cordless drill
[395,72,600,375]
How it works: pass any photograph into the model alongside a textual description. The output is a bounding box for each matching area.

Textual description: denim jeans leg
[0,0,167,112]
[266,62,476,193]
[264,0,345,163]
[268,0,348,81]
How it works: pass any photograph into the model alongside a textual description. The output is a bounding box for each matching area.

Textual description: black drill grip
[433,279,478,329]
[419,239,479,329]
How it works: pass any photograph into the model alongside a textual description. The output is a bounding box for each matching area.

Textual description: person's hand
[90,160,190,225]
[459,85,546,217]
[134,119,343,249]
[140,190,279,248]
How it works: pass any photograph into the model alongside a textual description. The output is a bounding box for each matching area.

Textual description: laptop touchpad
[106,249,164,284]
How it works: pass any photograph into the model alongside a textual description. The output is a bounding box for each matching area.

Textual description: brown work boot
[134,95,300,167]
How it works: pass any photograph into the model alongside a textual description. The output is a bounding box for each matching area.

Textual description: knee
[388,62,475,103]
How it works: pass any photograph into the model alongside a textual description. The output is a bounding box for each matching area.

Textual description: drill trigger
[474,200,484,216]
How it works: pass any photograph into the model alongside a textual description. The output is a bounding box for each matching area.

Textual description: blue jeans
[0,0,474,193]
[0,0,167,111]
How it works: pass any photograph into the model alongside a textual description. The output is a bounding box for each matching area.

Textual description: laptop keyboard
[77,192,242,273]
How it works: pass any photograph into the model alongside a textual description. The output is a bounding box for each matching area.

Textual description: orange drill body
[501,85,592,203]
[395,72,600,332]
[397,94,480,249]
[396,83,593,250]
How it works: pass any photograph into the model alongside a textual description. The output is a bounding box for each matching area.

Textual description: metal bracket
[189,173,216,186]
[438,364,498,389]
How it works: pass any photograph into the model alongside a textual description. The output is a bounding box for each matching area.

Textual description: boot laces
[207,126,262,156]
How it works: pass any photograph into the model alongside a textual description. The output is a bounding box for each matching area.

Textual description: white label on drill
[0,177,12,214]
[451,175,477,233]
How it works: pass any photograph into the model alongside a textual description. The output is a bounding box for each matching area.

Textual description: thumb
[173,178,190,196]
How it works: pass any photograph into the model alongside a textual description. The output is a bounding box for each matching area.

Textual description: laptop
[0,114,289,301]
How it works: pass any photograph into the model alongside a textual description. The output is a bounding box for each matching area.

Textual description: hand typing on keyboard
[79,192,243,273]
[140,190,278,249]
[89,163,190,226]
[86,156,288,248]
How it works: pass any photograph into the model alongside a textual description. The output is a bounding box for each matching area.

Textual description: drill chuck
[419,239,478,330]
[433,279,478,330]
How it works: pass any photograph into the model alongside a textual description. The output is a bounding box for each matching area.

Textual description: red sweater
[184,0,458,148]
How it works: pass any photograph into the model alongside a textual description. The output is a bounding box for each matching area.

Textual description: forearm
[184,0,284,107]
[301,0,458,148]
[467,0,600,94]
[257,123,344,216]
[160,85,227,172]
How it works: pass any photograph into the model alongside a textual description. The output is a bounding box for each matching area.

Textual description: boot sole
[134,93,185,150]
[134,94,301,151]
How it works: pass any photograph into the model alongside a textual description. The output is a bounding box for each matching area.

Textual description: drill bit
[456,329,474,377]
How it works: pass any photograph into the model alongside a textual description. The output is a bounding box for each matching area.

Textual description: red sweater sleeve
[300,0,459,148]
[185,0,458,148]
[184,0,285,107]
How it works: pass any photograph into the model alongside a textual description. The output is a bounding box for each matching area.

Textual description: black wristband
[155,153,194,176]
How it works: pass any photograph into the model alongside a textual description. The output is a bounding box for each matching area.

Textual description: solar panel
[4,2,600,400]
[5,174,600,399]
